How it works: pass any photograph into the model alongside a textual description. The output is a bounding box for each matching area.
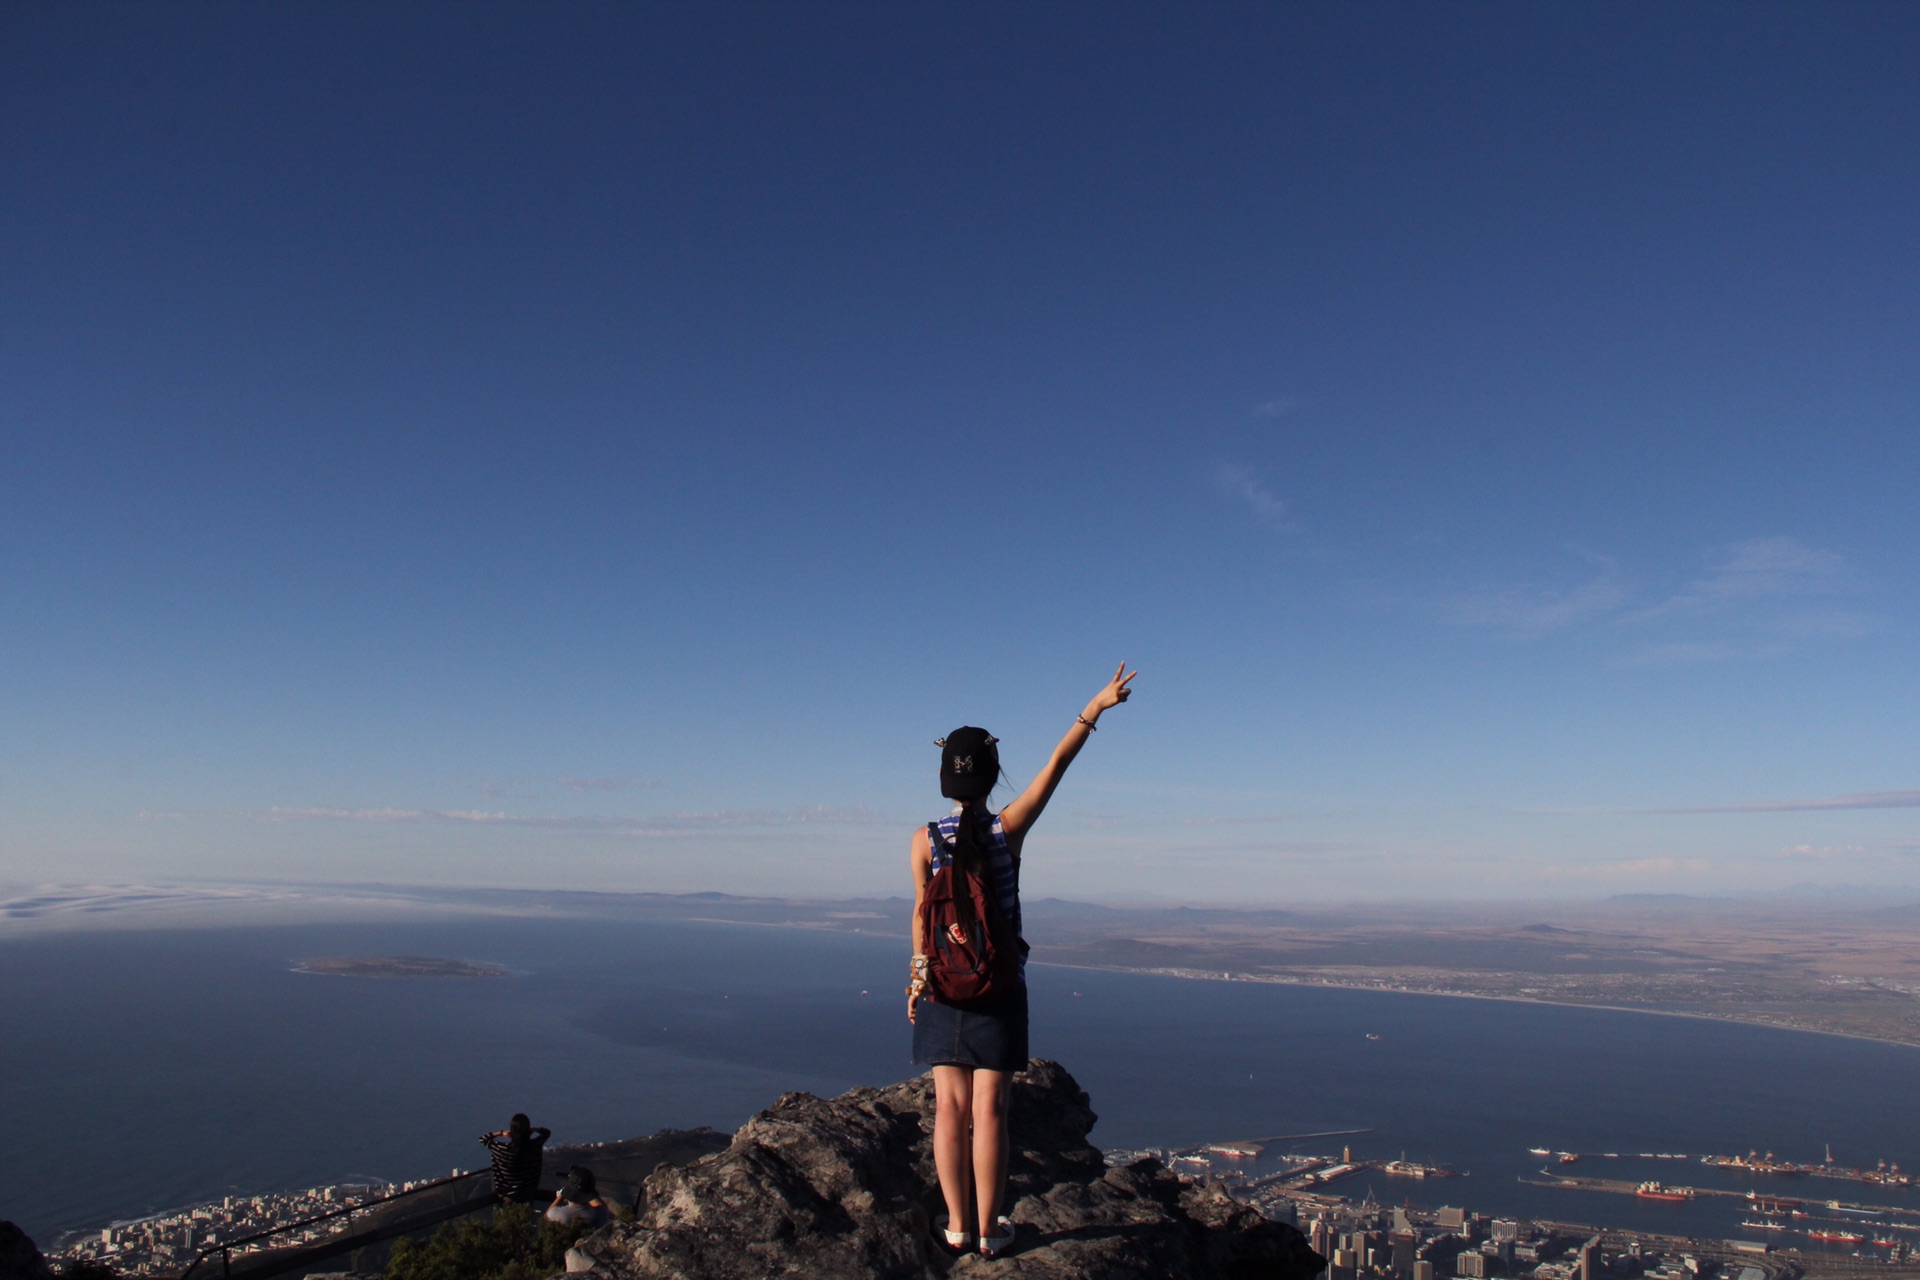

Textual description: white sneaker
[979,1215,1016,1258]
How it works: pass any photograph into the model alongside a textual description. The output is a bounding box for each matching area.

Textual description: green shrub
[385,1204,596,1280]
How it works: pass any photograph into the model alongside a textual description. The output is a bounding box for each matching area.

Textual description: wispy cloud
[1211,462,1291,530]
[483,775,666,799]
[1647,790,1920,815]
[1252,396,1299,418]
[1538,856,1713,882]
[140,805,890,835]
[1440,536,1867,661]
[1777,844,1867,861]
[1627,536,1852,621]
[1608,640,1756,669]
[554,776,665,793]
[1440,555,1627,638]
[1070,810,1300,831]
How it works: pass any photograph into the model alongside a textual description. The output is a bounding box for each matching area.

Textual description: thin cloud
[554,776,666,793]
[1694,535,1848,601]
[1069,810,1300,831]
[1627,536,1853,622]
[1441,536,1867,660]
[140,804,891,834]
[1539,857,1712,881]
[483,775,666,798]
[1440,557,1627,639]
[1647,790,1920,815]
[1252,396,1299,418]
[1608,640,1753,669]
[1762,610,1873,641]
[1211,462,1292,530]
[1777,844,1866,862]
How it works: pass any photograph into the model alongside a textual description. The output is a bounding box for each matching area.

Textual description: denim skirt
[911,982,1029,1072]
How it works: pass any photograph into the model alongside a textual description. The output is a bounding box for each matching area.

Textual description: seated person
[480,1113,550,1204]
[545,1165,611,1228]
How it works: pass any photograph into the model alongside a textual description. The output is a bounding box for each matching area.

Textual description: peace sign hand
[1090,662,1137,714]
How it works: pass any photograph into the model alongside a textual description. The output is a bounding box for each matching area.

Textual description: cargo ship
[1739,1219,1788,1232]
[1637,1182,1696,1202]
[1746,1193,1804,1212]
[1704,1152,1812,1177]
[1807,1229,1865,1245]
[1383,1159,1457,1179]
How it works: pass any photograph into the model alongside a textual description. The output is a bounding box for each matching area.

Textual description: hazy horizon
[7,876,1920,940]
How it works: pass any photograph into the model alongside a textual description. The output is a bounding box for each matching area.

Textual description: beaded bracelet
[1076,715,1098,732]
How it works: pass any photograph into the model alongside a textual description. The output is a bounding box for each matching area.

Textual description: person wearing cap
[908,663,1137,1258]
[545,1165,611,1228]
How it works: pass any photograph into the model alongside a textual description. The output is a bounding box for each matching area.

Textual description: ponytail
[949,805,990,935]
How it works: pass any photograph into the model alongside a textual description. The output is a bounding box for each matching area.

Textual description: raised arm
[999,663,1136,845]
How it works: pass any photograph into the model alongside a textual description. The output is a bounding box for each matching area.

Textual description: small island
[294,955,508,979]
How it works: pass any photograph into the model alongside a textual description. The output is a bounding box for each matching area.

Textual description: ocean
[5,916,1920,1250]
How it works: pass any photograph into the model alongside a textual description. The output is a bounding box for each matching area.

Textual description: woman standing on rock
[908,663,1136,1258]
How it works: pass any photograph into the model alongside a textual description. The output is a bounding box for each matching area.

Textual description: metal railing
[176,1168,491,1280]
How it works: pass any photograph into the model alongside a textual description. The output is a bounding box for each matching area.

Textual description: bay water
[5,917,1919,1249]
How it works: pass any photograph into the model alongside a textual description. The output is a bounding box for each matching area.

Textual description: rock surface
[574,1060,1324,1279]
[0,1222,54,1280]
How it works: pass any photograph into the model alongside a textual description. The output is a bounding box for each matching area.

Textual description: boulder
[0,1222,54,1280]
[574,1060,1324,1279]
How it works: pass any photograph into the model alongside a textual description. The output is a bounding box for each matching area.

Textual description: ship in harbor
[1700,1146,1911,1188]
[1808,1228,1866,1244]
[1383,1158,1458,1179]
[1704,1150,1810,1177]
[1739,1219,1788,1232]
[1636,1182,1696,1202]
[1746,1192,1804,1212]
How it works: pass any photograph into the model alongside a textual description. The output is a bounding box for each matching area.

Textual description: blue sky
[3,2,1916,904]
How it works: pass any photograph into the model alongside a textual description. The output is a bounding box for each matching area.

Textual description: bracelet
[910,953,930,975]
[1076,715,1098,732]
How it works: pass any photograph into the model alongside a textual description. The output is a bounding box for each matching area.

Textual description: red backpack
[918,822,1020,1008]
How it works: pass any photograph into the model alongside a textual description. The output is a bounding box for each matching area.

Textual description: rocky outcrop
[0,1222,54,1280]
[571,1060,1324,1279]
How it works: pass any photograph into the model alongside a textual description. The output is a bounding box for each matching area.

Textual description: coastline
[563,910,1920,1055]
[1037,960,1920,1053]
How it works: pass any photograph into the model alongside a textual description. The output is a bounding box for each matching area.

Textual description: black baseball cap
[938,726,1000,799]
